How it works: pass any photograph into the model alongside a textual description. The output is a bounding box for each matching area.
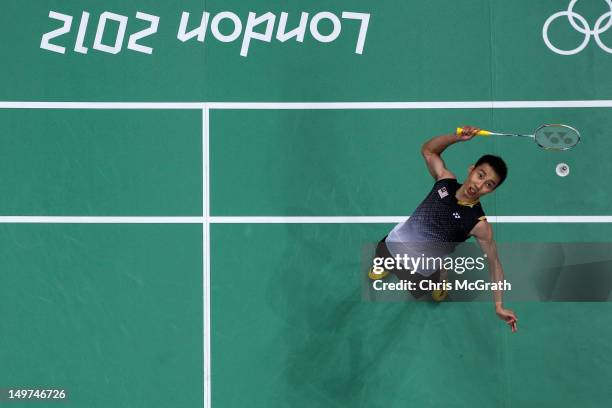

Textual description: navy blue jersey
[386,178,486,255]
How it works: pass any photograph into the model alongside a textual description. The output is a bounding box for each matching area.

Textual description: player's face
[464,163,501,200]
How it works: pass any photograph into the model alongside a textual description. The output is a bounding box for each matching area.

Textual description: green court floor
[1,107,611,407]
[3,0,612,406]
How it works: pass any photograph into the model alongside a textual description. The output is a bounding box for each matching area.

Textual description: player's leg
[368,236,391,280]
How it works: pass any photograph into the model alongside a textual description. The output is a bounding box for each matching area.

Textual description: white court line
[1,216,612,223]
[2,100,612,109]
[202,106,212,408]
[0,216,204,223]
[209,216,612,223]
[484,216,612,223]
[0,102,205,109]
[207,100,612,109]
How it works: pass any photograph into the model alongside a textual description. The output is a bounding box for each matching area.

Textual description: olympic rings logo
[543,0,612,55]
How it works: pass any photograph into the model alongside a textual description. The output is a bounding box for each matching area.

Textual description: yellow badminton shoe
[368,268,390,280]
[432,288,448,302]
[432,269,449,301]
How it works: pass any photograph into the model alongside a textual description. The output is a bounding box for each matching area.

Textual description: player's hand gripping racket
[456,124,581,151]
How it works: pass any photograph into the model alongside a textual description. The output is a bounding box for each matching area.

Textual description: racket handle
[456,127,492,137]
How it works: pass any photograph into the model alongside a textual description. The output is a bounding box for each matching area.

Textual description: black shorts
[373,236,441,298]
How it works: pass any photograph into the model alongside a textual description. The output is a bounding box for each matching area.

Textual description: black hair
[474,154,507,187]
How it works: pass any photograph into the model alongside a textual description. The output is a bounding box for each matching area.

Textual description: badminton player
[370,126,518,332]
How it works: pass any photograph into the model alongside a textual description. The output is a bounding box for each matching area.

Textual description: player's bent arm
[470,220,505,309]
[420,126,481,180]
[420,134,457,181]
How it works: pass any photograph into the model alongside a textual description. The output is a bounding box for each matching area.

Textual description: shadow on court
[263,224,508,407]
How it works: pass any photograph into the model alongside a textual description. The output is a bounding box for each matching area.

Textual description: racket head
[533,124,581,150]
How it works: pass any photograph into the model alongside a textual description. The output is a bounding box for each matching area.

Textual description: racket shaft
[456,127,533,138]
[494,133,534,139]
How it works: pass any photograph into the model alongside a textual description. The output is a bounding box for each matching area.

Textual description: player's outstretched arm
[471,220,518,332]
[420,126,480,181]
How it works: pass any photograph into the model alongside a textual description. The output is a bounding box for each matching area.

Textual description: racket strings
[534,125,580,150]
